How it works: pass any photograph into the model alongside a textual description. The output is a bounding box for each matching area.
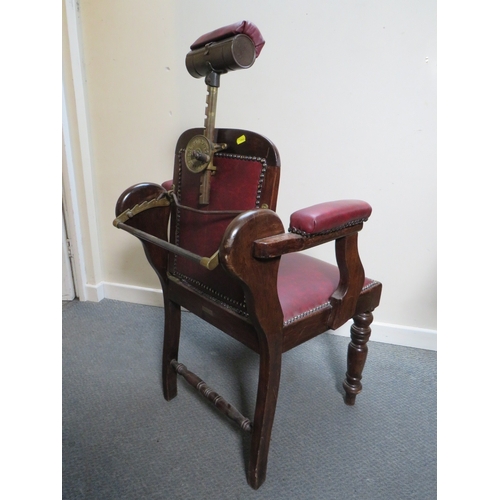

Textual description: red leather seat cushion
[278,253,374,326]
[278,254,339,325]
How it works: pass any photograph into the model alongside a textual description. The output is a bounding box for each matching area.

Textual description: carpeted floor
[62,299,436,499]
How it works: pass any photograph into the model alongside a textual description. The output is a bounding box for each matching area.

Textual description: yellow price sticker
[236,135,246,145]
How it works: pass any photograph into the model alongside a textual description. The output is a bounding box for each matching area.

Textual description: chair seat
[278,253,374,326]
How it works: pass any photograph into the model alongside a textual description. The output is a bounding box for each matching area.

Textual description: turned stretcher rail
[171,359,252,432]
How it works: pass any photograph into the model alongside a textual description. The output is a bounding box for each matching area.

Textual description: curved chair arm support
[115,182,172,282]
[219,209,285,337]
[330,232,365,328]
[115,181,220,271]
[219,209,286,488]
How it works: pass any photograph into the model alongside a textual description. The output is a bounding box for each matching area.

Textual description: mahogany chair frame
[115,127,382,489]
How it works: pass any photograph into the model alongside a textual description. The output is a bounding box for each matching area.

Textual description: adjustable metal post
[199,80,218,204]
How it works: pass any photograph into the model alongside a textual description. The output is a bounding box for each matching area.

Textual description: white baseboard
[85,282,436,351]
[85,282,105,302]
[102,282,164,307]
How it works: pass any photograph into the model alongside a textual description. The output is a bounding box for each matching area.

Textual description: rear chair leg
[343,310,373,405]
[162,298,181,401]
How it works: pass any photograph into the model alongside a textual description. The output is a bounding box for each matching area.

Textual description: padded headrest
[190,20,265,57]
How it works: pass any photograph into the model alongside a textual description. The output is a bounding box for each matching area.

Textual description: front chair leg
[162,298,181,401]
[247,346,282,490]
[343,310,373,405]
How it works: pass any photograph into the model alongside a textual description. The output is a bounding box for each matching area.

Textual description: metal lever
[115,221,220,271]
[113,198,220,271]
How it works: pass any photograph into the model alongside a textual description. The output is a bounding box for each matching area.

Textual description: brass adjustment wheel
[185,135,213,173]
[185,135,227,174]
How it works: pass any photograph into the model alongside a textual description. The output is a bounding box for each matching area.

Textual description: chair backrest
[168,127,280,317]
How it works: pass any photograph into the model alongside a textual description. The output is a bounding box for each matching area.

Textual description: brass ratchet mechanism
[185,78,227,205]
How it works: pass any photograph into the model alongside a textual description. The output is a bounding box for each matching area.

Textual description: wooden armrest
[253,222,364,259]
[254,199,370,259]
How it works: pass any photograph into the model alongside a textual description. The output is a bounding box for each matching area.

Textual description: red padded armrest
[289,200,372,236]
[190,20,265,57]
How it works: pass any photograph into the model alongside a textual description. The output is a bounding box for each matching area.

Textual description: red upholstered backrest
[169,128,280,316]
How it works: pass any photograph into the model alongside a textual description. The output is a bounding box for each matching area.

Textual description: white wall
[64,0,436,338]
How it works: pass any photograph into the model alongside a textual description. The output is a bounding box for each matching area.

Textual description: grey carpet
[62,299,436,499]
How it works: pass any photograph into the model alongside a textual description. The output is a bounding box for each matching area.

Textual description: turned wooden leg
[247,346,282,490]
[162,298,181,401]
[343,310,373,406]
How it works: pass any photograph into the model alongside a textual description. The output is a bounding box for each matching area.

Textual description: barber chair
[114,21,382,489]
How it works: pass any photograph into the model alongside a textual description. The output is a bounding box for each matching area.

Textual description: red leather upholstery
[162,179,173,191]
[278,254,338,325]
[169,150,270,315]
[278,253,375,326]
[289,200,372,236]
[190,20,265,57]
